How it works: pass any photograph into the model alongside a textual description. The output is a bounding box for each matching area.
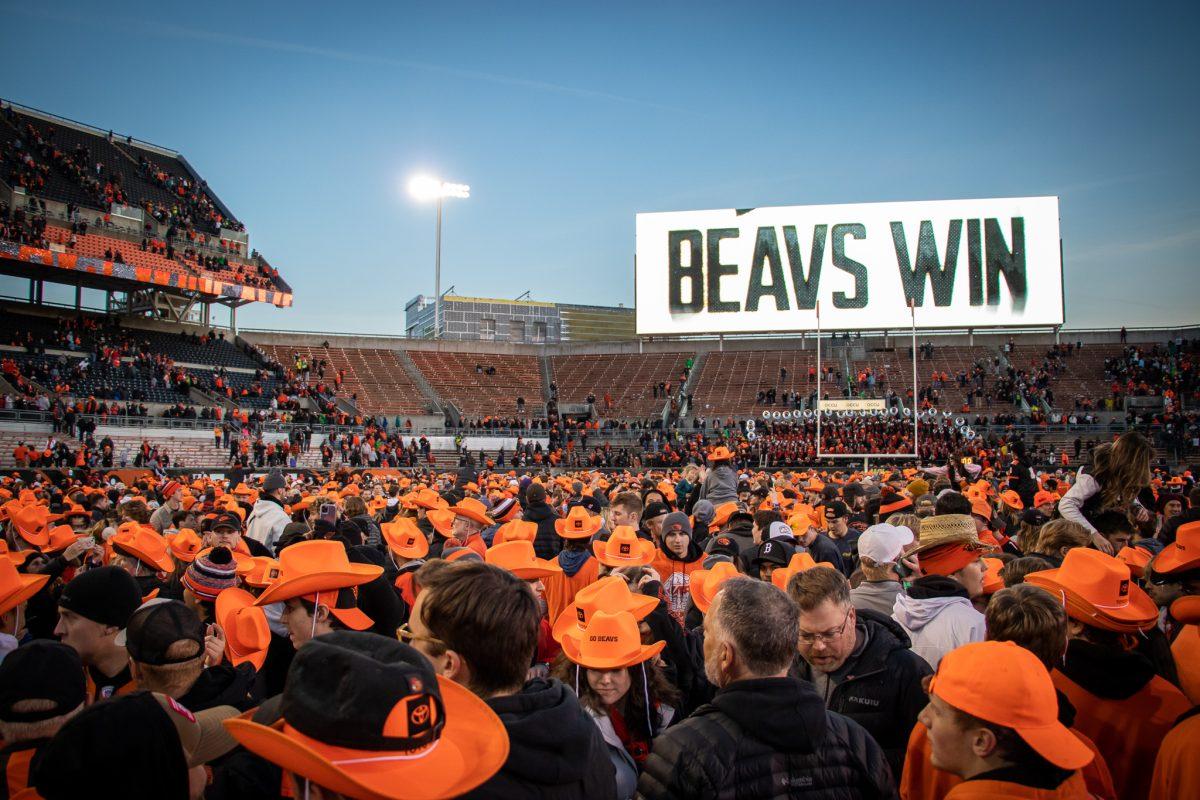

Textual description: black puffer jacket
[523,501,563,560]
[637,677,896,800]
[462,677,616,799]
[789,609,932,780]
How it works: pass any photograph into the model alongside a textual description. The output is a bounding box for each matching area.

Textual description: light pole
[409,176,470,339]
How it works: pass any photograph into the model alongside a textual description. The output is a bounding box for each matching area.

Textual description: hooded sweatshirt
[651,538,705,623]
[1052,638,1191,800]
[461,678,617,800]
[699,463,738,506]
[891,576,985,669]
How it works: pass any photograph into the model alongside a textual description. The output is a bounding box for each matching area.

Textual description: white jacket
[892,592,985,669]
[245,498,291,554]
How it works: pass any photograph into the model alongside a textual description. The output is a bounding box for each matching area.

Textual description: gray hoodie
[891,592,985,669]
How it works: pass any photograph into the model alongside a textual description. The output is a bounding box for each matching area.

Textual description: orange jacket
[900,719,1114,800]
[1,741,41,798]
[943,775,1090,799]
[1150,708,1200,800]
[1052,666,1190,800]
[1170,623,1200,704]
[542,553,600,625]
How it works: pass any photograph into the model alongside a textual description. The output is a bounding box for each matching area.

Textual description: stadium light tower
[409,175,470,339]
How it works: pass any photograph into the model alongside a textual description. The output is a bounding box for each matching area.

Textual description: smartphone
[78,536,97,550]
[320,503,337,523]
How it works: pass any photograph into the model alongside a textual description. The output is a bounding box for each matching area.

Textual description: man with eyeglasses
[787,566,932,781]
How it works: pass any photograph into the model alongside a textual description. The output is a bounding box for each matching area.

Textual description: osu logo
[1118,579,1129,598]
[619,542,631,555]
[577,607,587,623]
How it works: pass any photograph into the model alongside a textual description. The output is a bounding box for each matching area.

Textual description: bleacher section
[1046,343,1126,409]
[550,352,691,417]
[691,350,818,416]
[0,430,327,470]
[407,352,543,417]
[257,345,429,417]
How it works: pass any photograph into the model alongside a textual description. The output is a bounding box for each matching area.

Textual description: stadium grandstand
[0,100,1196,477]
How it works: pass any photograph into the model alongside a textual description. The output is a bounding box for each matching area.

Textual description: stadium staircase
[393,350,443,414]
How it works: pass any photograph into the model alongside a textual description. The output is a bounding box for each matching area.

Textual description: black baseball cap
[708,535,740,560]
[58,566,142,628]
[211,512,243,531]
[641,502,671,521]
[0,640,85,722]
[824,501,849,520]
[753,540,792,568]
[119,600,205,666]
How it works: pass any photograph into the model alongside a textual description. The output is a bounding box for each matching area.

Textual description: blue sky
[3,0,1197,333]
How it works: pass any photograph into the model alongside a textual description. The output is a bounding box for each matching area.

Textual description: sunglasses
[396,622,444,647]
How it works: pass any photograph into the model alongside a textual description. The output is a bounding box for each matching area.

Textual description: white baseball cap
[767,521,796,541]
[857,523,915,564]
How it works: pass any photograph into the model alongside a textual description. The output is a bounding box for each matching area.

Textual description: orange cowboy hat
[242,557,282,590]
[1026,548,1157,633]
[253,540,383,611]
[552,575,658,644]
[382,518,430,560]
[1033,490,1059,508]
[554,506,602,540]
[0,540,34,566]
[41,524,83,555]
[1116,545,1154,579]
[711,501,739,529]
[999,490,1024,511]
[224,634,508,800]
[111,525,175,574]
[216,587,271,670]
[492,519,537,546]
[427,508,456,538]
[770,552,819,591]
[1152,520,1200,575]
[485,541,561,581]
[167,529,204,563]
[593,526,656,568]
[560,610,665,670]
[11,504,50,548]
[707,446,734,462]
[448,497,493,528]
[689,561,741,613]
[412,488,449,512]
[0,557,50,617]
[930,641,1094,771]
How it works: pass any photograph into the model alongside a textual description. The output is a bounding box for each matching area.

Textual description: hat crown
[279,539,353,576]
[1056,548,1132,609]
[576,610,642,661]
[487,541,537,570]
[573,576,639,627]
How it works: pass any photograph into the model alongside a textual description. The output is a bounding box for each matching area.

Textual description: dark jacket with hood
[638,676,897,800]
[178,662,260,712]
[461,677,616,799]
[790,609,932,780]
[523,501,563,560]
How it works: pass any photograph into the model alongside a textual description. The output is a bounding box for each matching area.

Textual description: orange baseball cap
[593,526,656,568]
[999,490,1024,510]
[930,641,1094,770]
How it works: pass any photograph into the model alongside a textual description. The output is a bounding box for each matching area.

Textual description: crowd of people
[1,428,1198,798]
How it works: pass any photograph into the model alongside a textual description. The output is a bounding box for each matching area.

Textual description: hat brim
[327,603,375,631]
[216,589,271,671]
[224,675,509,800]
[508,561,562,580]
[116,542,175,574]
[593,539,657,567]
[382,529,430,561]
[450,507,494,527]
[561,636,666,670]
[189,705,242,767]
[1153,546,1200,576]
[551,593,658,643]
[0,572,50,616]
[254,565,383,607]
[1026,571,1158,626]
[14,522,49,548]
[554,519,603,539]
[1013,720,1096,771]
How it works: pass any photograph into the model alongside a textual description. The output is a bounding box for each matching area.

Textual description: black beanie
[58,566,142,628]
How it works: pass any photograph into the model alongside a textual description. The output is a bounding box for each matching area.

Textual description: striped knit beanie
[182,546,238,602]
